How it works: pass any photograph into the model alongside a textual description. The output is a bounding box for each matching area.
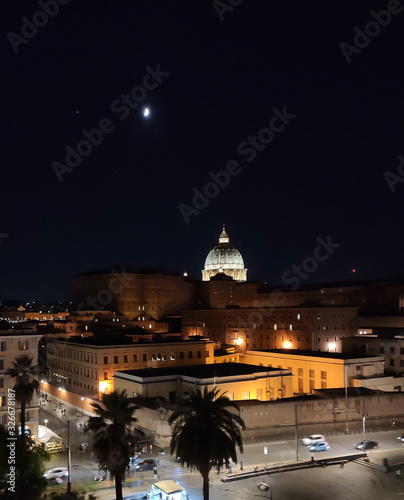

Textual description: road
[40,406,404,498]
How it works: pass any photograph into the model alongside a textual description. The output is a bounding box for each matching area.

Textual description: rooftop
[47,334,211,347]
[116,362,290,380]
[249,348,383,360]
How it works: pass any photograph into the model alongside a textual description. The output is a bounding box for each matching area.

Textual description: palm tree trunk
[115,471,123,500]
[202,471,209,500]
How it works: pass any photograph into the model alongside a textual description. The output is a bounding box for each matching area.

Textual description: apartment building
[46,335,215,398]
[0,328,42,437]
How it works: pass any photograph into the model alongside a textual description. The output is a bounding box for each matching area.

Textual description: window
[390,347,395,354]
[274,324,277,330]
[309,369,314,378]
[162,353,166,361]
[180,352,184,360]
[380,346,385,353]
[257,388,263,400]
[103,372,108,380]
[0,378,3,388]
[133,354,138,362]
[298,368,303,377]
[227,393,234,400]
[123,355,128,363]
[188,352,193,359]
[0,341,6,351]
[197,350,201,358]
[317,337,321,343]
[114,355,118,364]
[18,340,29,350]
[326,337,329,342]
[0,360,3,370]
[103,356,108,364]
[297,314,301,320]
[242,391,250,400]
[142,354,147,362]
[321,371,327,380]
[170,353,175,360]
[0,396,6,407]
[297,337,300,342]
[390,359,395,367]
[157,353,161,361]
[152,354,156,361]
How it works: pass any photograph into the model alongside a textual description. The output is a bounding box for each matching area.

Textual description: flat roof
[47,335,210,347]
[249,348,384,360]
[116,362,289,380]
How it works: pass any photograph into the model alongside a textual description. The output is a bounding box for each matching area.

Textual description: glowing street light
[44,419,48,428]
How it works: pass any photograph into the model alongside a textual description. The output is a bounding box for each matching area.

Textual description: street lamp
[44,419,48,428]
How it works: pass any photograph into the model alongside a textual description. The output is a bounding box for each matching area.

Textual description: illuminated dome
[202,227,247,282]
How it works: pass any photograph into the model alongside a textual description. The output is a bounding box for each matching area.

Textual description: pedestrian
[311,456,315,464]
[340,461,344,468]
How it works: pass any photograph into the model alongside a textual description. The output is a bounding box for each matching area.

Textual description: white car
[44,467,69,479]
[302,434,326,446]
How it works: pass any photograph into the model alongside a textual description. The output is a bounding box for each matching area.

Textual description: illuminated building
[202,226,247,281]
[240,349,387,394]
[0,328,42,437]
[46,335,215,398]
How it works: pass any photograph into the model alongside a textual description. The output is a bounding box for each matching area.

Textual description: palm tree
[85,390,142,500]
[6,355,39,448]
[168,387,246,500]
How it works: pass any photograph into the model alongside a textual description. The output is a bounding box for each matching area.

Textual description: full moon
[143,107,150,117]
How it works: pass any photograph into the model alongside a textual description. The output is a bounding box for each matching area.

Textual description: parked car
[397,435,404,443]
[47,477,63,485]
[354,440,379,450]
[44,467,69,479]
[309,441,330,452]
[302,434,326,446]
[135,459,157,471]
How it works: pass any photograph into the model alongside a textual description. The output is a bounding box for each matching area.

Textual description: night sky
[1,1,404,302]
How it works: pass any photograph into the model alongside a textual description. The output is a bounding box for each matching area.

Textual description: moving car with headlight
[302,434,326,446]
[309,441,330,452]
[135,459,157,471]
[397,435,404,443]
[354,440,379,450]
[44,467,68,479]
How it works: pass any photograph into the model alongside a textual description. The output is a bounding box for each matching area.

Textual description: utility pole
[344,364,349,434]
[295,404,299,462]
[67,419,72,494]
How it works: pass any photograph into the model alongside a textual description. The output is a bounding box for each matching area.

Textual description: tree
[84,390,143,500]
[6,355,39,449]
[168,387,246,500]
[0,426,51,500]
